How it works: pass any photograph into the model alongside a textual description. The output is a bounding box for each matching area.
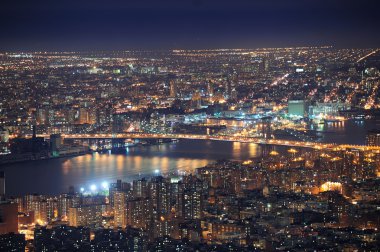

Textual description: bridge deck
[34,133,380,151]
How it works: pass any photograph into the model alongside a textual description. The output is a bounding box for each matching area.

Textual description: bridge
[38,133,380,151]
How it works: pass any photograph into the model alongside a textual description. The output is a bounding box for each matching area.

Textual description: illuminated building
[320,181,343,194]
[78,108,96,125]
[132,178,148,198]
[57,194,80,220]
[109,180,130,207]
[170,79,178,98]
[183,189,202,220]
[126,198,151,230]
[113,191,127,228]
[149,176,171,220]
[288,100,306,117]
[68,204,103,228]
[0,127,9,154]
[309,102,350,117]
[36,108,47,125]
[207,80,214,97]
[202,219,247,243]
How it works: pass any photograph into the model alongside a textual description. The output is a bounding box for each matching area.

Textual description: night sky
[1,0,379,51]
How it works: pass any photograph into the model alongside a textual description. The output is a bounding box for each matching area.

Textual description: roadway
[356,49,379,63]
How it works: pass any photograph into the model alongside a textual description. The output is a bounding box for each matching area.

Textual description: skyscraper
[207,80,214,97]
[113,191,127,228]
[68,204,103,228]
[132,178,148,198]
[126,198,151,230]
[170,79,178,98]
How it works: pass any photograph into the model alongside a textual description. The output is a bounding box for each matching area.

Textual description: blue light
[101,182,109,189]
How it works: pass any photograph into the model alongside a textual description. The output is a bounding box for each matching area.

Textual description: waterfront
[1,119,379,196]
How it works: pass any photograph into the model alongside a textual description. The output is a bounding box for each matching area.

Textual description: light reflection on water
[1,140,261,195]
[59,153,211,194]
[1,119,378,196]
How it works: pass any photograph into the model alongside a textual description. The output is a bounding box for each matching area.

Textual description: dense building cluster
[0,48,379,151]
[0,48,379,250]
[0,145,378,250]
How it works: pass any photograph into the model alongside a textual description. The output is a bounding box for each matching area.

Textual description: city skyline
[0,1,380,250]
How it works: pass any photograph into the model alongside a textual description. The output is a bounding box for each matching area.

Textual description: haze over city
[1,0,380,50]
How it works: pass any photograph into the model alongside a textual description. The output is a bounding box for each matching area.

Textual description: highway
[356,49,379,63]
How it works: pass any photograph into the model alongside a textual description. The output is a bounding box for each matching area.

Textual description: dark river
[1,119,379,196]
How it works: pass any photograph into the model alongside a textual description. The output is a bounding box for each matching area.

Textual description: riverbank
[0,146,89,165]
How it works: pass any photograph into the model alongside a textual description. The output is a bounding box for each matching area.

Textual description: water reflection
[1,140,261,195]
[61,154,211,192]
[2,118,376,196]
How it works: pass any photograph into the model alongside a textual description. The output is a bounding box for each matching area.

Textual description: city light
[90,184,97,192]
[1,39,380,251]
[101,182,109,189]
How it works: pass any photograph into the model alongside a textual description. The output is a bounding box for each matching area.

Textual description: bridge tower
[259,117,272,139]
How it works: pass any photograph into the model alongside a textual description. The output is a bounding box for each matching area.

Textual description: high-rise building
[0,202,18,234]
[57,194,81,220]
[170,79,178,98]
[109,180,130,207]
[181,176,203,220]
[207,80,214,97]
[126,198,151,230]
[113,191,127,228]
[78,108,96,125]
[225,77,232,99]
[36,108,47,125]
[132,178,148,198]
[68,204,103,228]
[183,189,202,220]
[148,176,171,220]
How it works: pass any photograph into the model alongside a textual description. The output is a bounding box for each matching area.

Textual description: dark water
[318,119,380,144]
[1,119,379,196]
[1,140,262,196]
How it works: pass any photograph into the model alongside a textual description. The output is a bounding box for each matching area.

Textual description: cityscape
[1,0,380,251]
